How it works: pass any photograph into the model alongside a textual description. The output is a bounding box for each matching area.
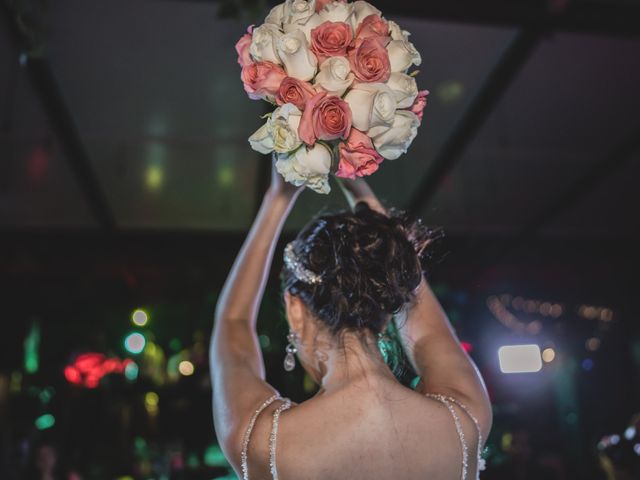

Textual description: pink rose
[355,14,389,41]
[299,91,353,144]
[311,21,353,62]
[241,61,287,101]
[409,90,429,121]
[348,36,391,83]
[235,25,254,68]
[276,77,317,110]
[315,0,346,13]
[337,128,384,179]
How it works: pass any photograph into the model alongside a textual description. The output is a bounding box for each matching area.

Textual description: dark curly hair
[281,202,441,336]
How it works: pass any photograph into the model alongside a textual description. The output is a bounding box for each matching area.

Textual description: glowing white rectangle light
[498,345,543,374]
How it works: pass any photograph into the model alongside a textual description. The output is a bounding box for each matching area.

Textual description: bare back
[241,376,482,480]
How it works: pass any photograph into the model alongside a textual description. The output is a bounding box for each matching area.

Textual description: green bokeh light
[35,414,55,431]
[124,333,146,355]
[124,362,139,381]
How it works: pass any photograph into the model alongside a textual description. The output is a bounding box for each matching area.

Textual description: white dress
[240,393,485,480]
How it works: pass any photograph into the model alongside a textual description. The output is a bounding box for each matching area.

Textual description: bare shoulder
[270,384,474,480]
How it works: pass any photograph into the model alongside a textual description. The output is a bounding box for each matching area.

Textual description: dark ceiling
[1,0,640,240]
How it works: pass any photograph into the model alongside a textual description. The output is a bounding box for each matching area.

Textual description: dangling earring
[284,331,298,372]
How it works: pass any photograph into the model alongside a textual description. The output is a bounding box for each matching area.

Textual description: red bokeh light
[461,341,473,353]
[64,353,131,388]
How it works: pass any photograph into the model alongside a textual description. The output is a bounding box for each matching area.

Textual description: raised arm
[339,178,492,441]
[210,162,301,464]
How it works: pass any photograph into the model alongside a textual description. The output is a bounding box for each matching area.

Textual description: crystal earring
[284,331,298,372]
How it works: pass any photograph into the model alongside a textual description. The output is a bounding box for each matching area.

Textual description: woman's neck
[318,330,396,393]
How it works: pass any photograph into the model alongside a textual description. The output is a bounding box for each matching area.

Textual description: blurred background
[1,0,640,478]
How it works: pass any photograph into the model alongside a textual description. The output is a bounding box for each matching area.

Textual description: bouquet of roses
[236,0,428,194]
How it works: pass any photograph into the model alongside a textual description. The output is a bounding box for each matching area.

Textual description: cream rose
[368,110,420,160]
[265,3,285,28]
[318,1,354,25]
[344,82,397,132]
[249,103,303,154]
[386,72,419,108]
[351,1,381,28]
[275,143,332,194]
[314,56,354,96]
[283,0,317,28]
[388,20,410,41]
[291,13,324,42]
[277,30,318,81]
[387,39,422,73]
[249,24,283,65]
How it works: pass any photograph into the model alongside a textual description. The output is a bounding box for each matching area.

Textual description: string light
[586,337,601,352]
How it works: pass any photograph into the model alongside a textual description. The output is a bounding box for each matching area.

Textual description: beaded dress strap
[241,394,281,480]
[269,398,292,480]
[425,393,484,480]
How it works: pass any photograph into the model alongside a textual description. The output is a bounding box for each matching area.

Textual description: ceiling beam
[188,0,640,37]
[372,0,640,37]
[2,5,116,230]
[406,26,542,214]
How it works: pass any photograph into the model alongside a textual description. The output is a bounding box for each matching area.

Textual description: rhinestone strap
[269,398,292,480]
[425,393,486,479]
[426,394,469,480]
[241,394,281,480]
[443,395,486,474]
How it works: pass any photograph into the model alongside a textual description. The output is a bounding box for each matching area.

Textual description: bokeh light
[35,413,55,430]
[124,333,146,355]
[131,309,149,327]
[542,348,556,363]
[178,360,195,376]
[124,362,139,381]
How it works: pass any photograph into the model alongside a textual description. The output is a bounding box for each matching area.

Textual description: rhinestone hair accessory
[284,242,322,285]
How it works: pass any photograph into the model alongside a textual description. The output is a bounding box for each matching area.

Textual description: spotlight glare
[131,309,149,327]
[124,333,146,355]
[498,345,542,374]
[178,360,195,376]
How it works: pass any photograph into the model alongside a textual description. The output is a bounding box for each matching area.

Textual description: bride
[210,164,492,479]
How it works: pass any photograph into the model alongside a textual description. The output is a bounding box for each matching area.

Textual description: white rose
[265,3,285,28]
[351,1,381,28]
[277,30,318,81]
[249,104,303,154]
[318,1,355,25]
[314,56,354,96]
[388,20,410,41]
[344,83,397,132]
[249,24,283,65]
[368,110,420,160]
[283,0,317,27]
[387,39,422,73]
[275,143,332,194]
[386,72,418,108]
[285,13,323,43]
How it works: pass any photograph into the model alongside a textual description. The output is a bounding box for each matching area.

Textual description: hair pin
[284,242,322,285]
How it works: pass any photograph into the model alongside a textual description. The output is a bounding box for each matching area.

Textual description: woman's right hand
[337,177,386,215]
